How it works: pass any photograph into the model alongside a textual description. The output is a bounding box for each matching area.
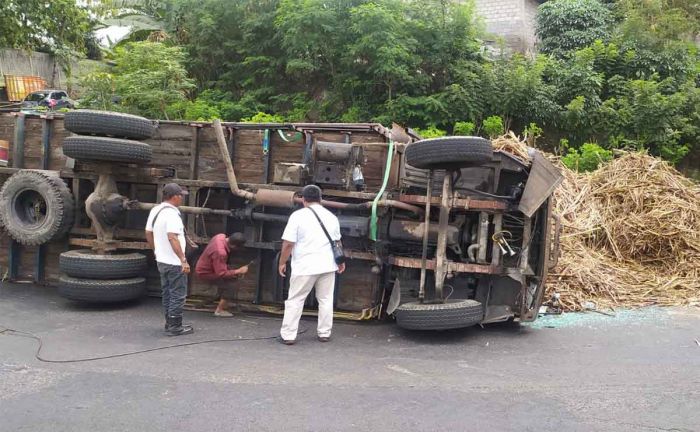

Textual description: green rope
[370,140,394,241]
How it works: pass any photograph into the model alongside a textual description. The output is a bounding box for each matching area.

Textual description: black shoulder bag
[151,206,201,264]
[308,207,345,265]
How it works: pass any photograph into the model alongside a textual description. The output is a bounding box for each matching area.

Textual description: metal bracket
[434,170,454,301]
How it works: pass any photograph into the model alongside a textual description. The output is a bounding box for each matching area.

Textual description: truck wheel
[65,110,155,140]
[405,137,493,170]
[59,250,148,279]
[394,299,483,330]
[63,136,152,164]
[58,276,147,303]
[0,171,75,245]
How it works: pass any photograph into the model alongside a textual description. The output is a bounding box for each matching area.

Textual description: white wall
[474,0,542,54]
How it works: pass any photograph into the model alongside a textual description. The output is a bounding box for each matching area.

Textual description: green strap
[277,129,302,142]
[262,129,270,154]
[370,140,394,241]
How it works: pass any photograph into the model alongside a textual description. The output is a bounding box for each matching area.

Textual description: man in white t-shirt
[278,185,345,344]
[145,183,193,336]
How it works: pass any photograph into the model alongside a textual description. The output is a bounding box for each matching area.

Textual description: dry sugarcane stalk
[489,134,700,311]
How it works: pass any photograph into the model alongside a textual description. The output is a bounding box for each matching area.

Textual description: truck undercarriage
[0,111,561,330]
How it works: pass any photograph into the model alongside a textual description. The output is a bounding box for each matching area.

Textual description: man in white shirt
[145,183,193,336]
[278,185,345,344]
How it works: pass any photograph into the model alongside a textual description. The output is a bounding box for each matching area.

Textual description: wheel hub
[15,189,47,227]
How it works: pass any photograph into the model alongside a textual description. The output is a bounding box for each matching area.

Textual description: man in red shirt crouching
[195,233,249,317]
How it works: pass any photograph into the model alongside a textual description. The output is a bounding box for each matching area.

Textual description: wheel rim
[13,188,48,229]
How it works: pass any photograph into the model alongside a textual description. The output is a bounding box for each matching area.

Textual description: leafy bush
[536,0,615,58]
[453,121,475,135]
[242,112,287,123]
[414,126,447,139]
[167,100,221,121]
[482,116,504,138]
[71,0,699,169]
[78,42,195,119]
[78,70,119,112]
[561,143,613,172]
[523,122,544,146]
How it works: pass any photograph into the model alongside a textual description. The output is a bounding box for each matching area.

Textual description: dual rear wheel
[58,110,156,303]
[394,136,493,330]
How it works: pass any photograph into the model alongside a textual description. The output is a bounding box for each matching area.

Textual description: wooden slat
[0,115,393,313]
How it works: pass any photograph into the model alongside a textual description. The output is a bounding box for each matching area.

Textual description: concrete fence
[0,48,103,98]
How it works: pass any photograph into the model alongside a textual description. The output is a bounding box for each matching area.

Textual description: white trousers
[280,272,335,340]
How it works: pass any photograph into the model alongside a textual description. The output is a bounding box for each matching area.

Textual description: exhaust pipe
[213,119,257,201]
[213,119,422,215]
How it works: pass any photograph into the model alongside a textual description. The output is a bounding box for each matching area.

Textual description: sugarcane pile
[492,134,700,311]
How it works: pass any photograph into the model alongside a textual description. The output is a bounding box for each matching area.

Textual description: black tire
[59,249,148,279]
[58,276,147,303]
[0,171,74,246]
[64,110,155,140]
[405,136,493,170]
[394,299,483,330]
[63,136,152,164]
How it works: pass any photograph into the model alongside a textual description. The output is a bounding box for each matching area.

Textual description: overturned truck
[0,110,561,330]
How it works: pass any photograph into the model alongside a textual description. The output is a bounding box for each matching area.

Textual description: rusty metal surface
[477,211,489,263]
[434,172,453,299]
[0,167,19,176]
[130,202,232,216]
[313,161,346,186]
[4,75,47,101]
[315,141,352,162]
[447,261,501,274]
[273,162,305,185]
[549,214,561,270]
[418,172,433,300]
[339,215,370,237]
[69,237,150,250]
[388,256,499,275]
[254,189,296,208]
[522,199,556,322]
[491,213,503,266]
[213,119,255,201]
[388,219,459,245]
[343,250,376,261]
[399,194,507,211]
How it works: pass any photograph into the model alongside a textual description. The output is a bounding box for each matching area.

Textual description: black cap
[162,183,189,199]
[227,232,246,246]
[302,185,322,202]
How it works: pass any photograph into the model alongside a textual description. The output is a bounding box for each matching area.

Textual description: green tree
[0,0,94,54]
[599,77,694,163]
[615,0,698,81]
[78,70,118,111]
[480,55,561,133]
[346,1,417,102]
[80,42,195,119]
[175,0,288,117]
[536,0,615,58]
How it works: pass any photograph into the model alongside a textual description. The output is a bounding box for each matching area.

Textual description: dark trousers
[157,262,188,319]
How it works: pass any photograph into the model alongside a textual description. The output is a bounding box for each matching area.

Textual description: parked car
[21,90,75,110]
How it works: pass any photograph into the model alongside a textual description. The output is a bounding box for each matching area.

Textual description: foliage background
[2,0,699,173]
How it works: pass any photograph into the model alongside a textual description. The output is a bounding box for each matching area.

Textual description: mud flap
[518,151,563,217]
[387,278,401,315]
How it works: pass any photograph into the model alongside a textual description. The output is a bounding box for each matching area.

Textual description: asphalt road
[1,282,698,432]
